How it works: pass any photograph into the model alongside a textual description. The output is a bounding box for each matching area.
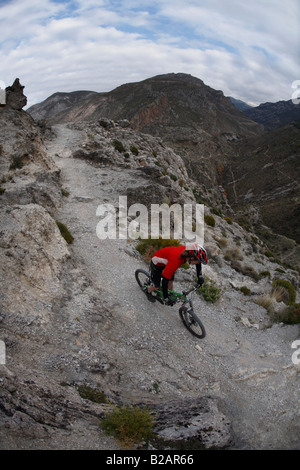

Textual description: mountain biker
[146,243,208,305]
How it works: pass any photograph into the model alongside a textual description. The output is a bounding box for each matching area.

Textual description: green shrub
[272,303,300,325]
[240,286,251,296]
[272,279,296,304]
[136,237,182,262]
[198,277,221,303]
[282,303,300,324]
[130,145,139,156]
[61,188,70,197]
[204,214,215,227]
[224,216,232,224]
[9,156,24,170]
[113,140,126,153]
[259,270,271,279]
[56,221,74,244]
[78,385,108,404]
[212,207,223,217]
[100,404,155,448]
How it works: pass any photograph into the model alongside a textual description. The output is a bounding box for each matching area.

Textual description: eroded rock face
[151,397,232,449]
[0,96,61,213]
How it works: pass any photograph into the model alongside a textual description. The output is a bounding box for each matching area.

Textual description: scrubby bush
[240,286,251,296]
[256,282,299,324]
[255,286,288,314]
[272,279,296,304]
[212,207,223,217]
[113,139,126,153]
[204,214,215,227]
[198,277,221,303]
[278,303,300,324]
[224,247,243,261]
[230,260,259,281]
[100,404,155,448]
[9,156,24,170]
[136,237,182,262]
[78,385,108,403]
[259,270,271,279]
[130,145,139,156]
[56,221,74,244]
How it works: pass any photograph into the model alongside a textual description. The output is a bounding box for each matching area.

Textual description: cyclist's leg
[167,272,175,292]
[148,262,163,293]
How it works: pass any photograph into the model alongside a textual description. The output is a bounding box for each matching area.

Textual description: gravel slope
[44,122,300,450]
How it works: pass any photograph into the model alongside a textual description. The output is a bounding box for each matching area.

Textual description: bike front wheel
[179,306,206,339]
[135,269,151,293]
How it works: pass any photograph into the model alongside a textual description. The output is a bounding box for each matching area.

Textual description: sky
[0,0,299,108]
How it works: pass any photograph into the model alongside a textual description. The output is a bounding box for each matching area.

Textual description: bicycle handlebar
[182,286,197,296]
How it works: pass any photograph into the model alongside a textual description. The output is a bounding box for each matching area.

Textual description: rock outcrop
[5,78,27,110]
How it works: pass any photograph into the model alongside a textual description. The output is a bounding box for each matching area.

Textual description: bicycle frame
[151,283,197,306]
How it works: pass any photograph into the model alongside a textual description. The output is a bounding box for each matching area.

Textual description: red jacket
[152,246,186,280]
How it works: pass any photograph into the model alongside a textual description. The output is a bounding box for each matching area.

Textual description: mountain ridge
[27,73,300,245]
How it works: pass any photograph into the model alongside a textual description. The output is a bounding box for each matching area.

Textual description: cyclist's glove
[197,275,205,286]
[164,297,175,306]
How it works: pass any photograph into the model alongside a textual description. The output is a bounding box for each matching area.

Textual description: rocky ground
[0,112,299,450]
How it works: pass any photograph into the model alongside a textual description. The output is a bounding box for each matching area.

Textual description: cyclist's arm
[196,262,202,277]
[196,262,205,285]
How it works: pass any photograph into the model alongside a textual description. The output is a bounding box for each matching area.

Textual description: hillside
[28,73,262,188]
[223,123,300,245]
[27,90,99,122]
[28,73,300,247]
[0,80,300,450]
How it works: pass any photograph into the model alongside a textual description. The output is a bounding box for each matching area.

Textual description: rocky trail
[0,116,299,450]
[44,123,299,449]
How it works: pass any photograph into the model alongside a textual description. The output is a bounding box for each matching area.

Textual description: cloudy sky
[1,0,299,108]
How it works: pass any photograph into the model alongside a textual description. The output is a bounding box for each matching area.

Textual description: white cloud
[0,0,299,107]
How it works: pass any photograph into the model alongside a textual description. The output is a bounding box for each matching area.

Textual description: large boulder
[150,396,232,449]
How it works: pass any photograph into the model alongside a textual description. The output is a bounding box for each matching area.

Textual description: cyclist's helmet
[189,243,208,264]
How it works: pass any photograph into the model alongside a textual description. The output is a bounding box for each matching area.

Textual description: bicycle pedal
[146,292,156,302]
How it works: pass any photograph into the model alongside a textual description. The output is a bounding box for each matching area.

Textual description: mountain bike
[135,268,206,339]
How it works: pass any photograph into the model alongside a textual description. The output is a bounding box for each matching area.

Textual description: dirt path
[45,123,300,450]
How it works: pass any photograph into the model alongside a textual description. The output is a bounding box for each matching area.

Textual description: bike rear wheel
[179,306,206,339]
